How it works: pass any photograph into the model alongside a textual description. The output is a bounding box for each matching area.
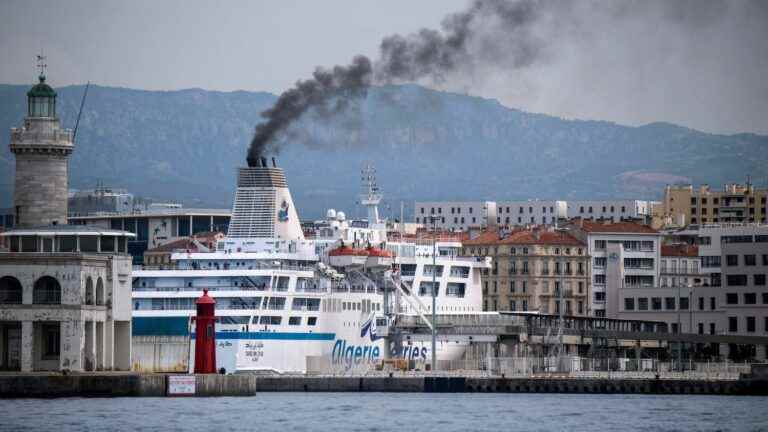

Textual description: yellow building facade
[462,229,590,316]
[659,183,767,227]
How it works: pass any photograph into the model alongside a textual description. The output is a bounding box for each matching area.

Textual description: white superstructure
[131,159,489,373]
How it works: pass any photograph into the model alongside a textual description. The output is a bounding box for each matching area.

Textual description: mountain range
[1,82,766,219]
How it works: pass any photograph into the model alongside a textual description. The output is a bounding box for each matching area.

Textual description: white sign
[167,375,196,396]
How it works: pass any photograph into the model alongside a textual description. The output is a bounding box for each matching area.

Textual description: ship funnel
[227,164,303,241]
[272,157,277,167]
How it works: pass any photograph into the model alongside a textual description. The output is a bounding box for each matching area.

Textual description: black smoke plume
[247,0,543,165]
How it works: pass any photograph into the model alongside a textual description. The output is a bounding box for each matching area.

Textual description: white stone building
[566,200,652,222]
[568,220,661,318]
[496,200,567,226]
[414,200,568,230]
[0,227,134,371]
[414,201,497,230]
[614,224,768,361]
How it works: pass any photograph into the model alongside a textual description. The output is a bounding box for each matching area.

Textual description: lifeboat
[365,246,394,268]
[328,245,369,268]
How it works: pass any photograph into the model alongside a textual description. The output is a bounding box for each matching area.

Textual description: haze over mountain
[1,83,766,220]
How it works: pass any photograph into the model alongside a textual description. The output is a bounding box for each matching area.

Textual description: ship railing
[132,285,269,292]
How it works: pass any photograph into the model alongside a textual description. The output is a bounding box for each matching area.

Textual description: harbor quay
[1,365,767,397]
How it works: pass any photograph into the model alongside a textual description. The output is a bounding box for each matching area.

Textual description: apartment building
[414,200,567,230]
[660,244,708,289]
[462,228,589,316]
[414,201,497,231]
[616,224,768,361]
[568,220,661,318]
[660,183,768,227]
[495,201,567,226]
[566,200,652,222]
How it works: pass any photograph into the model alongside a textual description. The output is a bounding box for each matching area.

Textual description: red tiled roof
[662,244,698,257]
[577,219,658,234]
[462,230,501,245]
[146,238,196,253]
[464,229,583,246]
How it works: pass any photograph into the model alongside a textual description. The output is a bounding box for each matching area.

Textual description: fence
[303,355,755,380]
[434,356,752,380]
[132,336,189,373]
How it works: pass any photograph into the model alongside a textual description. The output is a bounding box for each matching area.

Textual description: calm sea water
[1,393,767,431]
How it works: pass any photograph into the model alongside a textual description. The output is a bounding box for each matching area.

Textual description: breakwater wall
[0,374,256,398]
[1,374,767,398]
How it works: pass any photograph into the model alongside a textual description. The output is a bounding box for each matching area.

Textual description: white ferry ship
[131,159,489,373]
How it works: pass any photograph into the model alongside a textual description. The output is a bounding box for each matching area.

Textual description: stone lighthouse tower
[9,61,74,227]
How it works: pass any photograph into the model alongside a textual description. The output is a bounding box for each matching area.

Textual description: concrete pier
[0,371,766,397]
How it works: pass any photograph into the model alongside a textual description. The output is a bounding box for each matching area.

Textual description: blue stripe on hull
[133,317,189,336]
[192,332,335,341]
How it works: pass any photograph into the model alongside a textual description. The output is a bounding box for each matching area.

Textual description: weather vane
[36,51,47,77]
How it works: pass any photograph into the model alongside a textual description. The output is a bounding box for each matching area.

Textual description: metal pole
[689,285,695,367]
[677,283,682,372]
[431,216,437,371]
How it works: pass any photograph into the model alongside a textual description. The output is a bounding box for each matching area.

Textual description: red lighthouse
[194,289,217,374]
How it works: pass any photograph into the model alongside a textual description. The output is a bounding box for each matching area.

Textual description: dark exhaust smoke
[247,0,543,165]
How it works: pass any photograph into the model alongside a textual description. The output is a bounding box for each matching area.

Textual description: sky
[1,0,767,135]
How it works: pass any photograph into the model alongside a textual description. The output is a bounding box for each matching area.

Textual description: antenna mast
[72,81,91,143]
[359,162,382,225]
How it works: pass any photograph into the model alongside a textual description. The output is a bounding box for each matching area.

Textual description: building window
[594,240,606,249]
[522,300,528,311]
[698,323,704,335]
[679,297,689,310]
[510,300,516,311]
[652,297,662,310]
[43,323,60,358]
[728,317,738,332]
[746,317,756,333]
[624,298,635,311]
[726,275,747,286]
[744,254,756,266]
[698,297,704,311]
[726,255,738,266]
[744,293,757,305]
[510,281,515,293]
[710,297,716,310]
[726,293,738,304]
[522,281,527,293]
[638,298,648,310]
[665,297,676,310]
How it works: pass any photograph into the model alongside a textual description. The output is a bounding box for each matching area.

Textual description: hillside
[1,83,766,219]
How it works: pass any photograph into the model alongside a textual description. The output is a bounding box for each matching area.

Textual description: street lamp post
[677,283,682,372]
[431,216,437,372]
[689,284,694,334]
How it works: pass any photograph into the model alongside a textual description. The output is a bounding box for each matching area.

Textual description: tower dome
[26,75,57,118]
